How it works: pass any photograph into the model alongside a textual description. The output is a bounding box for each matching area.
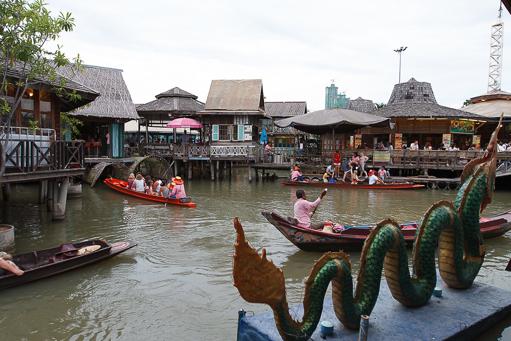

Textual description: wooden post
[188,161,192,180]
[200,161,205,179]
[47,181,54,212]
[174,160,178,178]
[1,184,11,201]
[210,161,215,181]
[52,177,70,220]
[216,160,220,181]
[248,164,253,182]
[229,161,233,179]
[39,180,48,203]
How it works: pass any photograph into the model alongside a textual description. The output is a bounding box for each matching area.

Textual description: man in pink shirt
[293,189,327,229]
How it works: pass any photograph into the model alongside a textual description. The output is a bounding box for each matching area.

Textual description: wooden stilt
[248,164,253,182]
[39,180,48,203]
[188,161,192,180]
[210,162,215,181]
[47,181,54,212]
[216,160,220,181]
[53,177,70,220]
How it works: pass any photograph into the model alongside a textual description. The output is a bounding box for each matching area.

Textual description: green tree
[0,0,82,175]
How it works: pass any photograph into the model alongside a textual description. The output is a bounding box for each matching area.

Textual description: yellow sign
[354,134,362,148]
[450,120,474,134]
[373,151,391,163]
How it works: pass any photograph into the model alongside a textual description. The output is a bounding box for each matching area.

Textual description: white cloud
[47,0,511,110]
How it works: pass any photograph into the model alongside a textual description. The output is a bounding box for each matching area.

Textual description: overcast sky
[46,0,511,111]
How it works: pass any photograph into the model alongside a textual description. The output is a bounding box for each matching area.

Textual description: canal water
[1,174,510,340]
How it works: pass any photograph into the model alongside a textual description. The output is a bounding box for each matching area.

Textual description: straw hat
[172,176,184,185]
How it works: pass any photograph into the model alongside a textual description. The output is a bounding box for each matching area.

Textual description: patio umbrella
[260,127,268,144]
[165,117,203,129]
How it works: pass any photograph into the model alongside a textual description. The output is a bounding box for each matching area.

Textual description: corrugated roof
[2,60,99,112]
[264,101,307,118]
[463,100,511,118]
[137,87,204,115]
[59,64,139,120]
[203,79,265,112]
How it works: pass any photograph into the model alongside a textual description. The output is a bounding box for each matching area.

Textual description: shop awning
[274,108,389,134]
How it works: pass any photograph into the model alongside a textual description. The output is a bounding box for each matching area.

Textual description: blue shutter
[237,125,244,141]
[212,125,219,141]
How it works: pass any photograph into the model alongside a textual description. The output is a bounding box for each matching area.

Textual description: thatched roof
[59,64,139,121]
[347,97,375,113]
[264,101,307,118]
[372,78,486,120]
[2,60,99,112]
[136,87,204,116]
[275,108,389,134]
[200,79,265,116]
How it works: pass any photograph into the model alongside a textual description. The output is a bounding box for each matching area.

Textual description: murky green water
[1,174,510,340]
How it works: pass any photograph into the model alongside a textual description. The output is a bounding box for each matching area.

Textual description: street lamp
[393,46,407,84]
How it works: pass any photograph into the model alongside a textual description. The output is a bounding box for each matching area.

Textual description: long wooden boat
[104,178,197,208]
[0,239,136,290]
[282,180,425,190]
[262,210,511,252]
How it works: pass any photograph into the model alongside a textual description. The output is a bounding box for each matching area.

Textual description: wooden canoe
[0,239,136,290]
[104,177,197,208]
[262,210,511,252]
[281,180,425,190]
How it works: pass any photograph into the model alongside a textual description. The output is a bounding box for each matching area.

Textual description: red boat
[103,178,197,208]
[282,180,425,190]
[262,210,511,252]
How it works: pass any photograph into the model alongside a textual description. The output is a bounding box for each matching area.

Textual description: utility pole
[487,1,504,92]
[393,46,407,84]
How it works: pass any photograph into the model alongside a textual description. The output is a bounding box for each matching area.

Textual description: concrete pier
[237,280,511,341]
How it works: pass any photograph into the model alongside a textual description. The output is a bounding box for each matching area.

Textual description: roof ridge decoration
[155,87,198,99]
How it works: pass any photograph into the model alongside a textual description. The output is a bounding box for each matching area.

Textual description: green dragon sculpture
[232,117,503,341]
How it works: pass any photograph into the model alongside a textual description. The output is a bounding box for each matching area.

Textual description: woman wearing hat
[169,176,187,199]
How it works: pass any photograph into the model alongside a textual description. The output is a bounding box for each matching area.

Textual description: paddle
[311,188,328,219]
[506,258,511,272]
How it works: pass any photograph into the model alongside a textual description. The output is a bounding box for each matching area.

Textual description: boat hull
[282,180,425,190]
[0,240,136,290]
[262,210,511,252]
[104,178,197,208]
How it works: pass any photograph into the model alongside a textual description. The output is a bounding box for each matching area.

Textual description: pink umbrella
[165,117,203,129]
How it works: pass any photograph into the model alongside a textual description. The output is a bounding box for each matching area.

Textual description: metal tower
[488,2,504,92]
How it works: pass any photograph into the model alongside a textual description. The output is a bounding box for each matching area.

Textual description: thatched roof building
[136,87,204,123]
[347,97,375,113]
[59,65,139,121]
[463,90,511,120]
[199,79,266,116]
[264,101,307,118]
[372,78,484,120]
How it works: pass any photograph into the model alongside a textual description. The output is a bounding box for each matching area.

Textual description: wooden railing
[2,139,84,174]
[126,143,259,160]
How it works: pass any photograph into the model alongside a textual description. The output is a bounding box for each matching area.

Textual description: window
[218,124,232,141]
[40,89,52,128]
[234,115,249,125]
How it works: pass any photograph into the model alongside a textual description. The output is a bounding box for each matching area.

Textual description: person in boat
[323,163,335,183]
[146,180,154,195]
[133,173,146,193]
[152,178,162,195]
[169,176,187,199]
[293,189,327,229]
[159,180,173,198]
[368,170,384,185]
[332,151,341,177]
[290,165,304,182]
[378,166,390,181]
[0,252,24,276]
[127,173,135,190]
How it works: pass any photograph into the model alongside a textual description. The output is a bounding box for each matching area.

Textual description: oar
[311,188,328,219]
[506,258,511,272]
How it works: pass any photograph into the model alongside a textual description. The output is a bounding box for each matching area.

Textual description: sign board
[243,125,252,141]
[394,133,402,150]
[450,120,474,134]
[442,133,452,148]
[354,134,362,149]
[373,151,391,163]
[472,135,481,146]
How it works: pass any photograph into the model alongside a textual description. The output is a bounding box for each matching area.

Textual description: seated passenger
[368,170,383,185]
[152,178,161,195]
[159,180,172,198]
[0,253,24,276]
[169,176,187,199]
[133,173,146,192]
[127,173,135,189]
[323,163,335,183]
[293,189,327,229]
[290,165,304,182]
[146,180,154,195]
[378,166,390,181]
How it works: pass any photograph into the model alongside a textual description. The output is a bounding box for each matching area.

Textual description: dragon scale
[233,119,502,341]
